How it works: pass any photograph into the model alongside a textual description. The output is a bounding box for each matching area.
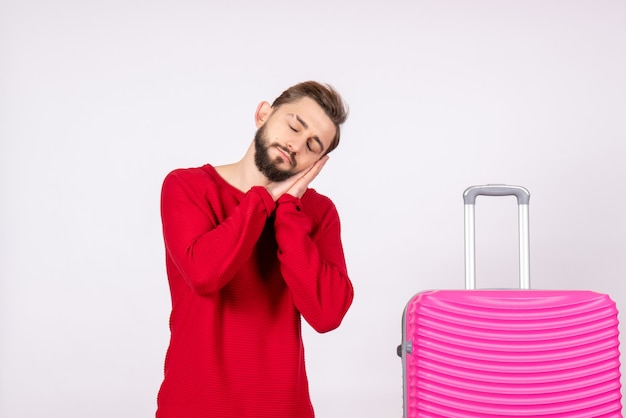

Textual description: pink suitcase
[398,185,623,417]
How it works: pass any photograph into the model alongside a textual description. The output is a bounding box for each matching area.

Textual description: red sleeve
[273,193,354,333]
[161,169,276,295]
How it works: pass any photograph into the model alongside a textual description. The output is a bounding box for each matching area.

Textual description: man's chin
[263,167,295,182]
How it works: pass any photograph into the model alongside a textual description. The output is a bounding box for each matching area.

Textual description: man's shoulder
[161,164,225,198]
[164,164,217,183]
[302,188,337,211]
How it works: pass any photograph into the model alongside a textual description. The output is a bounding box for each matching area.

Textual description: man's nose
[286,138,304,153]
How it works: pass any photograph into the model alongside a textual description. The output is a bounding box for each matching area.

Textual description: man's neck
[215,141,269,193]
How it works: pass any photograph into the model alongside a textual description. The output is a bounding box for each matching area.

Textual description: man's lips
[275,145,294,166]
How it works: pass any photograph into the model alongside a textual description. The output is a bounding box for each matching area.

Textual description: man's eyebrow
[291,113,308,129]
[290,113,325,153]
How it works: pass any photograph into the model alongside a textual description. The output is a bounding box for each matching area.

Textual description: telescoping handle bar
[463,185,531,290]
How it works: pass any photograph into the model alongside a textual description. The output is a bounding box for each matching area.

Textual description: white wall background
[1,0,625,416]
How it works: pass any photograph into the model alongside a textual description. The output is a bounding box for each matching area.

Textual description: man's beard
[254,125,297,182]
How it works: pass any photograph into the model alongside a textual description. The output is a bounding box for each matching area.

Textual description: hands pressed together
[265,155,329,201]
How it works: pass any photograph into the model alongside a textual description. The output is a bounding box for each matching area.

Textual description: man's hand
[266,156,329,201]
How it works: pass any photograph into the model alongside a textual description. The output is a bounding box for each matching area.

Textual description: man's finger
[303,155,329,179]
[285,156,330,198]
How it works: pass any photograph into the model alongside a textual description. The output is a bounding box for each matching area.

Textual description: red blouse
[156,164,354,418]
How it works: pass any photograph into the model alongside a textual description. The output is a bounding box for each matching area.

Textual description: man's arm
[267,155,353,332]
[274,192,354,333]
[161,169,276,295]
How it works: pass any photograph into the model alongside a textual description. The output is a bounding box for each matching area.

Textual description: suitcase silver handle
[463,185,531,290]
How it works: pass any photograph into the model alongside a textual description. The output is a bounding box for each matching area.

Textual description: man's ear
[254,101,272,128]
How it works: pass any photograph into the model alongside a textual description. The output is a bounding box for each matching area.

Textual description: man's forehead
[271,97,335,144]
[279,98,331,126]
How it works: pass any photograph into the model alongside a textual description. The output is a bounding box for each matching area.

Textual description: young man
[156,81,354,418]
